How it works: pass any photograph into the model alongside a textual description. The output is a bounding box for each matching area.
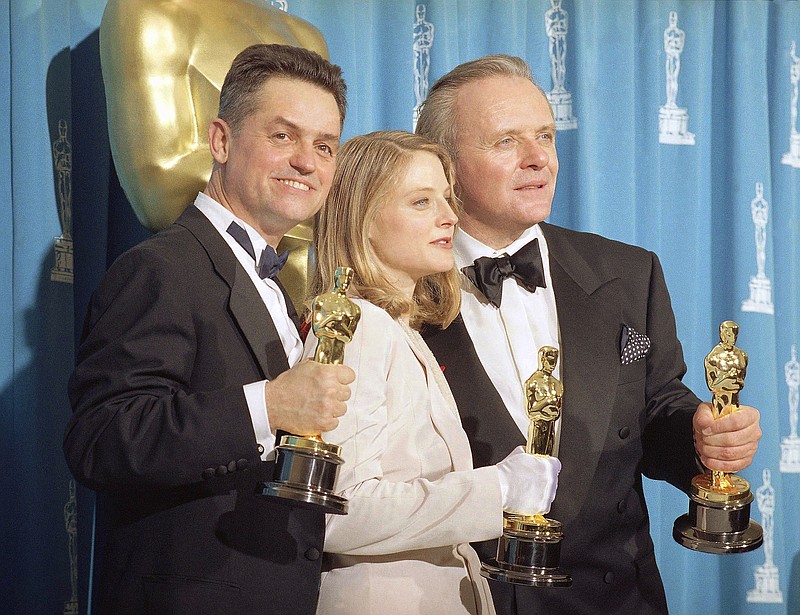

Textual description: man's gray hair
[415,55,548,159]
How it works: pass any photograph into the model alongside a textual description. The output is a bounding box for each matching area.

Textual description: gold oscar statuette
[673,320,763,553]
[481,346,572,587]
[260,267,361,515]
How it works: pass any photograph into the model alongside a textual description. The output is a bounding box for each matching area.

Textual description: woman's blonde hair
[311,130,461,330]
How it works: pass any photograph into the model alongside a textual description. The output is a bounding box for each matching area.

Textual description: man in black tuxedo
[417,55,762,614]
[64,44,354,615]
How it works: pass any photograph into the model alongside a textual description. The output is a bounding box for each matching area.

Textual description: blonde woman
[308,131,560,615]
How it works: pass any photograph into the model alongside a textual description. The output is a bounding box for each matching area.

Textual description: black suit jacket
[425,222,702,615]
[65,206,323,615]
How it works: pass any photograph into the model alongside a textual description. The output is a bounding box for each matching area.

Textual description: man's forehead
[255,78,341,135]
[457,76,550,116]
[258,76,335,104]
[455,77,553,135]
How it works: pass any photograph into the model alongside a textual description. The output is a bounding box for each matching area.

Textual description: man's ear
[208,118,231,164]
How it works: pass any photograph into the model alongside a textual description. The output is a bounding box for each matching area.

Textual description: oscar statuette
[481,346,572,587]
[673,320,763,553]
[260,267,361,515]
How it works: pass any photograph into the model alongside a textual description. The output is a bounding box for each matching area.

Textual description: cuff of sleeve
[494,462,511,506]
[472,465,505,537]
[244,381,276,461]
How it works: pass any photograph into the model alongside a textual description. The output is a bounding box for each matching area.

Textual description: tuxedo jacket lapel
[542,222,623,524]
[176,206,290,380]
[424,317,524,467]
[273,277,301,333]
[229,277,290,380]
[403,326,474,472]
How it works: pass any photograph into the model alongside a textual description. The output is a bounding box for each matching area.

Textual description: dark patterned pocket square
[620,324,650,365]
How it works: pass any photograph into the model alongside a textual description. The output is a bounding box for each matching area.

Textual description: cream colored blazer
[303,300,503,615]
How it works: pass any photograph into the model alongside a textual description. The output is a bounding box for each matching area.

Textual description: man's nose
[290,142,317,175]
[520,140,550,169]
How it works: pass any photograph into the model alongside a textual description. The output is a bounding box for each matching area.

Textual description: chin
[520,209,552,228]
[429,264,454,277]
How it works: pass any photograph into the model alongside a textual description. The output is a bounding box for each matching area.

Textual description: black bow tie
[461,237,546,308]
[226,222,288,279]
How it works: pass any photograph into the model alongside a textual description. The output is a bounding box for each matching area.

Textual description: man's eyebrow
[488,123,556,138]
[272,116,340,141]
[270,116,298,131]
[318,131,341,142]
[525,122,557,134]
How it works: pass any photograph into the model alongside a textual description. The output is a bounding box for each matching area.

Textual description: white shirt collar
[193,192,268,260]
[192,191,303,368]
[454,224,548,270]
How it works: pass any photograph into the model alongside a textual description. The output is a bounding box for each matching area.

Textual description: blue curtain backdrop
[2,1,799,613]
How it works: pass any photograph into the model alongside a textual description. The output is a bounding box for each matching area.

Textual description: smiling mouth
[516,182,546,190]
[431,238,452,247]
[277,179,311,191]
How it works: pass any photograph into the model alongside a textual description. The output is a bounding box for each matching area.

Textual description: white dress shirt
[454,225,564,456]
[194,192,303,458]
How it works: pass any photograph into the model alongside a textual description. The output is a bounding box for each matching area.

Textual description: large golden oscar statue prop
[481,346,572,586]
[99,0,328,307]
[673,321,763,553]
[260,267,360,514]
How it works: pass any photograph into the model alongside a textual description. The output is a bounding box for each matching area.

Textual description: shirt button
[305,547,321,561]
[604,571,615,584]
[257,444,265,454]
[618,426,630,439]
[617,499,627,514]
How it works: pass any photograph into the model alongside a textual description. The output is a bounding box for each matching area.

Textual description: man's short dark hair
[219,43,347,131]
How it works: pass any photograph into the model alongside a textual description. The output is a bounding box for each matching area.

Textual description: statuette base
[659,106,695,145]
[546,90,577,131]
[259,435,348,515]
[741,275,774,315]
[781,133,800,167]
[673,474,762,553]
[481,513,572,587]
[780,435,800,472]
[747,564,784,603]
[51,236,74,283]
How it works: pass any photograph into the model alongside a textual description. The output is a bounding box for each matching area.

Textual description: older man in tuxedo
[418,55,762,615]
[65,44,353,615]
